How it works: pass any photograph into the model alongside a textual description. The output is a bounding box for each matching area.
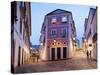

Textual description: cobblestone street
[14,50,97,73]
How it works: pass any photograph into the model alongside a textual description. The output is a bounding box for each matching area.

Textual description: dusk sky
[30,2,96,47]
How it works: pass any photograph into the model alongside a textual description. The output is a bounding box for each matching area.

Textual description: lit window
[51,17,56,24]
[62,16,67,22]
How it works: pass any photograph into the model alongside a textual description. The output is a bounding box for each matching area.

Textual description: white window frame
[51,17,57,24]
[62,16,67,22]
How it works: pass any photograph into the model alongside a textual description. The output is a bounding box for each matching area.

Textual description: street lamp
[72,37,76,56]
[30,47,33,50]
[54,39,56,42]
[40,43,43,46]
[73,37,75,41]
[53,39,57,46]
[84,39,87,42]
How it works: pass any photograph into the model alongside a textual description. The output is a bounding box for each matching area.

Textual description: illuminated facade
[84,8,97,60]
[11,1,31,72]
[40,9,76,61]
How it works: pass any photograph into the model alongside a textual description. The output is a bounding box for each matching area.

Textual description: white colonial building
[11,1,31,73]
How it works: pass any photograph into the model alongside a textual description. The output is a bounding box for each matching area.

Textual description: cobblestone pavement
[15,50,97,73]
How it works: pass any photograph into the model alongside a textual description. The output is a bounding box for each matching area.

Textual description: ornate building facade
[40,9,76,61]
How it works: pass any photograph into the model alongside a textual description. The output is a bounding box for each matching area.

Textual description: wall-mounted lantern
[54,39,56,43]
[40,43,43,46]
[73,37,75,41]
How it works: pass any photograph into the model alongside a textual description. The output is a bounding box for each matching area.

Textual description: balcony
[51,34,57,38]
[50,33,67,39]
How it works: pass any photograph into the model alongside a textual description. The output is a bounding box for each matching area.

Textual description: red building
[40,9,76,61]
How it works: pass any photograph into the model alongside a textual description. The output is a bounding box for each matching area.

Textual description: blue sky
[30,2,96,47]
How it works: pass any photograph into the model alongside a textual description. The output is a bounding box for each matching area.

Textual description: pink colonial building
[39,9,76,61]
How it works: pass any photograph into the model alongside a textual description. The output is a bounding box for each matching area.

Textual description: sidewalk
[14,50,97,73]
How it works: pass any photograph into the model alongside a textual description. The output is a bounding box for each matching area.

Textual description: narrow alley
[11,2,97,74]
